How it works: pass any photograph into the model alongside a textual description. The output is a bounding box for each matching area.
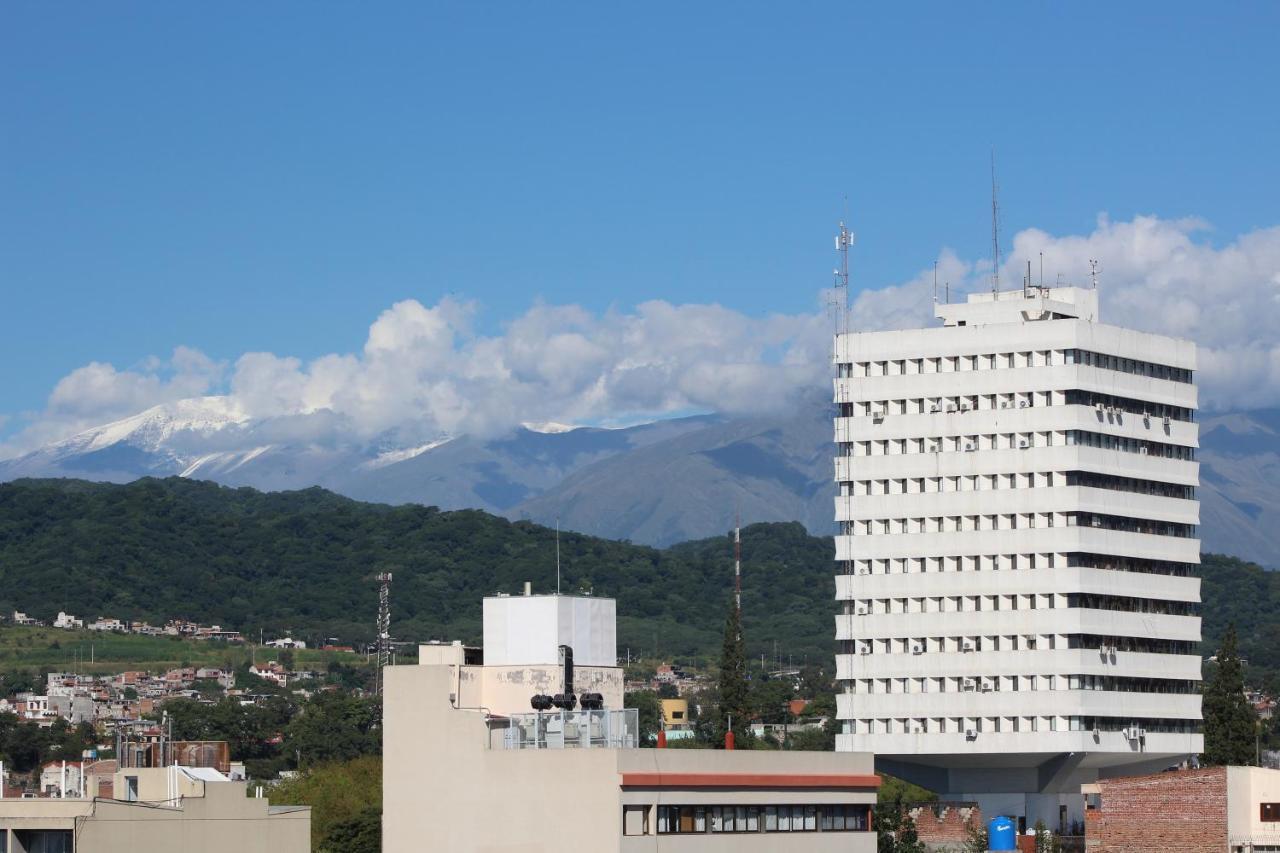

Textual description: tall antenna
[555,518,561,595]
[1089,258,1101,290]
[990,150,1001,294]
[833,220,854,336]
[374,572,393,697]
[933,260,939,303]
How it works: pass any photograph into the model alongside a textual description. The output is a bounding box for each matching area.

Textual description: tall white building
[832,285,1202,830]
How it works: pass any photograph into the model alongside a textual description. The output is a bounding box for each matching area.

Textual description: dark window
[655,803,869,834]
[1262,803,1280,822]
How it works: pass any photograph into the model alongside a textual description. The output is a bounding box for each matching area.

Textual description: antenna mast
[374,572,393,697]
[833,221,854,337]
[555,518,561,595]
[990,150,1001,294]
[1089,258,1100,290]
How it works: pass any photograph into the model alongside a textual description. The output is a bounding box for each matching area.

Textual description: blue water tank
[988,816,1017,851]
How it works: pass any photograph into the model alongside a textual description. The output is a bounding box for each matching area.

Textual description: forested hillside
[0,478,1275,688]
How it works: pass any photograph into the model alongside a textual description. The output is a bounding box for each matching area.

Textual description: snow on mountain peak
[54,396,250,456]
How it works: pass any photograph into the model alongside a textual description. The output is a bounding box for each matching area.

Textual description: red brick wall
[909,802,982,846]
[1088,767,1228,853]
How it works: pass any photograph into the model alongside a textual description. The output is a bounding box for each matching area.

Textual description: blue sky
[2,2,1279,446]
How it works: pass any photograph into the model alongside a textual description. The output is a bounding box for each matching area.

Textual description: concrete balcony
[834,365,1197,410]
[834,608,1201,643]
[833,487,1198,525]
[832,447,1198,488]
[835,730,1204,765]
[835,649,1203,682]
[834,566,1201,603]
[835,526,1201,565]
[836,689,1201,721]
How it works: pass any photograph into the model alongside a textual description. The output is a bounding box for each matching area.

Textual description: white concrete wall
[1227,766,1280,847]
[484,594,617,666]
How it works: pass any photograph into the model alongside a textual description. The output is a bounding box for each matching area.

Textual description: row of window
[845,716,1201,736]
[846,470,1194,500]
[846,591,1195,618]
[841,429,1195,460]
[839,348,1191,383]
[1064,349,1194,384]
[845,511,1195,540]
[846,674,1198,696]
[654,804,871,834]
[838,635,1198,657]
[841,553,1197,577]
[839,390,1194,424]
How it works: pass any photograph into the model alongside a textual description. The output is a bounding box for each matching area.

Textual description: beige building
[0,766,309,853]
[385,591,880,852]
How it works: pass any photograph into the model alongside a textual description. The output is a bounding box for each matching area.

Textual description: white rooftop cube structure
[483,593,616,667]
[832,285,1202,830]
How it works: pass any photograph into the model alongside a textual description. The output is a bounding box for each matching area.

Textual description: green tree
[874,798,927,853]
[624,690,661,746]
[1203,623,1258,765]
[716,598,749,747]
[268,756,381,853]
[284,692,380,767]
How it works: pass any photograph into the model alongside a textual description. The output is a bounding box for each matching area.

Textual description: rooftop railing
[497,708,638,750]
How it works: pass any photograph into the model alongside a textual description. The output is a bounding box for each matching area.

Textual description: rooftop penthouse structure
[832,284,1202,829]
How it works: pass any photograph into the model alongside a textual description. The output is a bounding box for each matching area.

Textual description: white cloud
[4,214,1280,459]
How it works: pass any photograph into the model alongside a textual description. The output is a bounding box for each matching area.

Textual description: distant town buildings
[833,284,1203,830]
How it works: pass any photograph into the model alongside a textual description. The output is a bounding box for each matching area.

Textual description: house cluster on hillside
[9,610,246,642]
[0,659,322,733]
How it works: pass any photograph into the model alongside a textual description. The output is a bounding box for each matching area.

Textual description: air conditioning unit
[1019,400,1029,408]
[946,404,957,413]
[1095,402,1105,412]
[1163,415,1171,426]
[873,411,885,423]
[962,678,976,691]
[929,443,940,453]
[980,680,994,692]
[965,444,976,452]
[910,722,925,734]
[1140,446,1149,455]
[857,606,868,615]
[1019,440,1030,449]
[1093,727,1101,739]
[965,729,978,740]
[1124,726,1144,741]
[911,644,924,655]
[859,566,871,575]
[1000,401,1010,409]
[859,646,871,656]
[960,404,969,412]
[961,640,975,653]
[930,406,940,414]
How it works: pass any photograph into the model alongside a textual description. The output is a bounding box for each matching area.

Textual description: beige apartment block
[385,591,880,853]
[0,767,309,853]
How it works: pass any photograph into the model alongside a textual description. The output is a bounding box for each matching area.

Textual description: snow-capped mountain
[3,398,1280,567]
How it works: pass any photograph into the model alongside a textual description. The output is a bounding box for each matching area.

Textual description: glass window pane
[778,807,791,831]
[747,806,759,832]
[658,807,669,834]
[805,805,817,831]
[736,807,747,832]
[765,806,778,831]
[679,807,695,833]
[695,807,706,833]
[711,806,724,832]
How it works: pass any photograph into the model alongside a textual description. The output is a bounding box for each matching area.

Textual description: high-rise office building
[832,285,1202,829]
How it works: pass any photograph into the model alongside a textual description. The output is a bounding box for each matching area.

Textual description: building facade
[832,285,1202,828]
[385,590,880,852]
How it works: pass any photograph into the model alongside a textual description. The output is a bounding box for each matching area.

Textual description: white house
[53,611,84,630]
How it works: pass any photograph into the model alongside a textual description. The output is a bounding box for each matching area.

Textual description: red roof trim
[620,772,881,789]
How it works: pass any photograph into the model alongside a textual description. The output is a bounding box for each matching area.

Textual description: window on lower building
[655,804,869,834]
[1262,802,1280,822]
